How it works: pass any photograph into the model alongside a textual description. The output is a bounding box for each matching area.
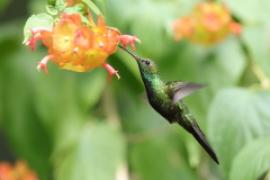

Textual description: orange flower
[0,161,38,180]
[173,16,195,41]
[173,2,242,45]
[0,162,13,180]
[25,13,140,78]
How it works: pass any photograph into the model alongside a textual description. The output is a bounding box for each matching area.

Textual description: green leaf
[130,135,198,180]
[229,137,270,180]
[0,47,53,179]
[223,0,270,24]
[242,23,270,78]
[63,4,85,13]
[33,74,88,165]
[45,0,66,15]
[82,0,102,15]
[129,1,176,58]
[0,72,3,126]
[92,0,106,13]
[77,71,106,110]
[29,0,48,14]
[23,13,54,43]
[32,70,106,132]
[54,122,126,180]
[0,0,9,13]
[63,4,91,24]
[0,21,24,42]
[208,88,270,177]
[33,72,79,128]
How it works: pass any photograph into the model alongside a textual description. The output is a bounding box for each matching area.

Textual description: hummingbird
[120,46,219,164]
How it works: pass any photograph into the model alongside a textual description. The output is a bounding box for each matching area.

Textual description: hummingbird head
[137,58,158,74]
[119,46,158,74]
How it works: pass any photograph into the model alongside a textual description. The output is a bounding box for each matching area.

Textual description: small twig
[252,63,270,89]
[102,86,120,127]
[238,37,270,89]
[102,87,131,180]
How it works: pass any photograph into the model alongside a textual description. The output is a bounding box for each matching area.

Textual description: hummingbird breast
[146,87,179,123]
[141,74,180,123]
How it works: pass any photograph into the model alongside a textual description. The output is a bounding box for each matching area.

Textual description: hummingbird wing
[166,81,205,104]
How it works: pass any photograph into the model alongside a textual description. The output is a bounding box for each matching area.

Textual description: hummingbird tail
[184,121,219,164]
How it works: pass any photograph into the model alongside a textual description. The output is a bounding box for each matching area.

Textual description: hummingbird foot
[37,55,53,74]
[119,35,141,50]
[103,63,120,79]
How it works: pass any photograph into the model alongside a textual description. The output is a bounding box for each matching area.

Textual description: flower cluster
[0,161,38,180]
[172,2,241,45]
[24,13,139,78]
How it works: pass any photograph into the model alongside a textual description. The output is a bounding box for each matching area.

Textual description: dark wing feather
[166,81,205,104]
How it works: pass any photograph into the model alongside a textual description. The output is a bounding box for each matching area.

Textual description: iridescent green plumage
[121,46,219,164]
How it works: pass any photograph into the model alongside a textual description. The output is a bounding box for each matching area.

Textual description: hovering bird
[120,46,219,164]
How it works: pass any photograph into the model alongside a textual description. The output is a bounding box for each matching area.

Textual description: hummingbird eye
[144,60,150,66]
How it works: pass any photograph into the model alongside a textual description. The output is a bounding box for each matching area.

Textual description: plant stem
[238,37,270,89]
[251,63,270,89]
[47,0,56,6]
[102,85,120,127]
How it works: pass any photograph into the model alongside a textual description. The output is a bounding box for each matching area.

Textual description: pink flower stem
[37,55,54,74]
[103,63,120,79]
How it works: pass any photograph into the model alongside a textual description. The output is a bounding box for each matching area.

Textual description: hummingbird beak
[118,45,140,62]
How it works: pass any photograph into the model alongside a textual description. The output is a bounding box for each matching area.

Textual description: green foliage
[82,0,102,15]
[55,122,126,180]
[23,13,54,43]
[1,0,270,180]
[224,0,270,24]
[0,45,53,178]
[0,0,8,13]
[208,88,270,177]
[229,137,270,180]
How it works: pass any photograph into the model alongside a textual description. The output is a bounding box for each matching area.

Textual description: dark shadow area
[0,0,29,23]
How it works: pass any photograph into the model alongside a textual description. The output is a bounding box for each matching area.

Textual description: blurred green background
[1,0,270,180]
